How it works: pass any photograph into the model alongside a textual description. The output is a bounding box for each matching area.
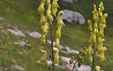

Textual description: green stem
[50,23,55,71]
[72,58,79,71]
[92,43,96,71]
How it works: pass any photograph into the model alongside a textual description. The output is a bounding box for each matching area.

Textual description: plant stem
[50,23,55,71]
[92,43,96,71]
[72,59,79,71]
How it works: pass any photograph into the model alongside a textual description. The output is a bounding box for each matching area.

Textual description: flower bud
[88,20,92,32]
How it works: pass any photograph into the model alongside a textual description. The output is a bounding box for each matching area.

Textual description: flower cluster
[39,50,47,65]
[52,0,59,16]
[86,2,108,63]
[38,0,64,65]
[38,0,53,44]
[53,47,59,64]
[55,11,65,48]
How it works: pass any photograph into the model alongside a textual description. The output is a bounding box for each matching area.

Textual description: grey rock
[7,29,25,37]
[14,41,31,47]
[60,0,73,3]
[0,17,4,20]
[29,31,41,38]
[56,9,85,24]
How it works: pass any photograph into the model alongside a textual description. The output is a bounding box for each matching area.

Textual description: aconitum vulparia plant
[37,0,65,71]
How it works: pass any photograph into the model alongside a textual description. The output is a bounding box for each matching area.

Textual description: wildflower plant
[86,2,108,71]
[70,2,108,71]
[37,0,65,71]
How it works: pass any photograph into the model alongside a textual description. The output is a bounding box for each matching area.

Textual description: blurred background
[0,0,113,71]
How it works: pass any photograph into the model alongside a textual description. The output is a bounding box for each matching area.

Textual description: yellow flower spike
[100,13,108,24]
[42,21,49,35]
[88,20,92,32]
[98,24,106,37]
[53,47,59,64]
[39,14,46,25]
[99,47,107,63]
[96,39,105,54]
[40,50,47,65]
[39,34,46,44]
[98,8,103,17]
[86,43,92,55]
[52,0,59,16]
[95,66,100,71]
[89,55,92,63]
[37,0,45,15]
[93,4,97,13]
[55,38,59,48]
[55,26,61,38]
[57,11,65,27]
[46,1,53,23]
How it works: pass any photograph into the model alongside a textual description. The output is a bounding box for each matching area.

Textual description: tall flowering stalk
[70,2,108,71]
[37,0,64,71]
[86,2,108,71]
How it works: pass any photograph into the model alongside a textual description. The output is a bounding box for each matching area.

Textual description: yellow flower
[99,47,107,63]
[52,0,59,16]
[55,26,61,38]
[42,21,49,35]
[98,8,103,17]
[96,39,105,54]
[57,11,65,27]
[88,20,92,32]
[39,34,45,44]
[92,30,96,43]
[100,13,108,24]
[53,47,59,64]
[39,14,46,25]
[86,43,92,55]
[95,66,100,71]
[93,4,97,13]
[37,0,45,15]
[40,50,47,65]
[55,38,59,48]
[98,24,106,37]
[46,1,53,23]
[99,2,104,11]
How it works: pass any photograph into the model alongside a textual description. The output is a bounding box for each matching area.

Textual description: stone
[7,29,25,37]
[65,46,79,54]
[56,9,85,24]
[60,0,73,3]
[76,65,91,71]
[14,41,31,47]
[0,17,4,20]
[29,31,41,38]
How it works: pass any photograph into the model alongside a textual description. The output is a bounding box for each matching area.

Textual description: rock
[76,65,91,71]
[7,29,25,37]
[60,0,73,3]
[65,46,79,54]
[0,17,4,20]
[56,9,85,24]
[29,32,41,38]
[14,41,31,47]
[36,60,59,66]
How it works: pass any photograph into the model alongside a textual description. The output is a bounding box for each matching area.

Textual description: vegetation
[0,0,113,71]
